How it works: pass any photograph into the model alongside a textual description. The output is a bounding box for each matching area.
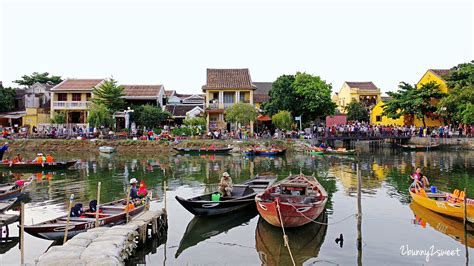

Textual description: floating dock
[35,209,167,266]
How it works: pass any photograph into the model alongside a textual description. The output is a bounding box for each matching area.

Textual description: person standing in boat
[219,172,233,196]
[411,168,430,188]
[130,178,140,200]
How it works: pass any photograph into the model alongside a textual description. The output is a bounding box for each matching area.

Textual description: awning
[0,111,26,119]
[257,115,271,121]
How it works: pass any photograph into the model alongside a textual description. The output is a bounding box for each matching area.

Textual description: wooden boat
[99,146,115,153]
[409,202,474,248]
[23,199,146,240]
[0,237,19,254]
[173,147,233,154]
[0,180,31,200]
[175,175,277,216]
[324,149,356,155]
[399,144,440,151]
[409,186,474,223]
[175,207,257,258]
[243,149,256,156]
[255,148,286,156]
[255,211,327,265]
[309,150,324,156]
[255,173,328,228]
[0,197,18,212]
[0,160,77,170]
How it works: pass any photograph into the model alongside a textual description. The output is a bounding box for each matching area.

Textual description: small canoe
[255,173,328,228]
[255,211,327,265]
[409,186,474,223]
[0,197,18,212]
[175,207,257,258]
[409,202,474,248]
[174,147,233,154]
[0,180,31,200]
[23,199,146,240]
[399,144,440,151]
[175,175,277,216]
[0,160,77,170]
[243,149,256,156]
[309,151,324,156]
[324,149,356,155]
[99,146,115,153]
[255,148,286,156]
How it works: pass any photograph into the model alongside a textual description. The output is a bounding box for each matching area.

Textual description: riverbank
[5,138,309,153]
[409,137,474,149]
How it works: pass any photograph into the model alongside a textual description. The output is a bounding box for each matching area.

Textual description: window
[223,92,234,103]
[57,93,67,101]
[72,93,82,101]
[376,116,382,122]
[86,93,92,101]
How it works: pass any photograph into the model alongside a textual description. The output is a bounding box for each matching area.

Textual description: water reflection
[175,207,257,258]
[410,202,474,247]
[255,211,327,266]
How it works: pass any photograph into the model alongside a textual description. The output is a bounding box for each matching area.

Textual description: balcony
[53,101,90,109]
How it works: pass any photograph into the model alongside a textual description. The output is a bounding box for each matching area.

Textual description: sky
[1,0,473,94]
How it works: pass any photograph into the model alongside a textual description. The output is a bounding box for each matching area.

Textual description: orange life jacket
[46,156,54,163]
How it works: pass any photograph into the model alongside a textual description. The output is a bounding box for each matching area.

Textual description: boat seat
[59,217,97,222]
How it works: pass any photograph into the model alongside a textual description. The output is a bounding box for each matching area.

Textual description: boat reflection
[255,210,327,266]
[410,202,474,247]
[175,207,258,258]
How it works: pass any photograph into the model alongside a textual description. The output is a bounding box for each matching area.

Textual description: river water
[1,148,473,265]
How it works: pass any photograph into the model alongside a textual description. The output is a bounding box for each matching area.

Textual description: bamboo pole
[125,186,131,223]
[95,182,101,228]
[20,202,25,265]
[63,194,74,244]
[164,180,167,213]
[357,163,362,266]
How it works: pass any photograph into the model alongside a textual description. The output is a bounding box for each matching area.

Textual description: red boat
[255,173,327,228]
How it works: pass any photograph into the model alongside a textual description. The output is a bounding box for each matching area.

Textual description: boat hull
[173,147,232,154]
[24,202,145,240]
[175,195,255,216]
[0,160,77,170]
[256,200,326,227]
[324,150,355,155]
[409,190,474,223]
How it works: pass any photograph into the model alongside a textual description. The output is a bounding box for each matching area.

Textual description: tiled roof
[253,82,272,103]
[51,79,104,91]
[345,81,378,91]
[203,69,255,90]
[165,90,176,97]
[122,85,163,98]
[429,69,450,79]
[165,105,203,117]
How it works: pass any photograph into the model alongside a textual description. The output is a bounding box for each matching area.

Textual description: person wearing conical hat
[218,172,233,197]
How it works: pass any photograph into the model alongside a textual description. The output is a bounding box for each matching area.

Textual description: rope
[276,201,296,266]
[286,203,357,225]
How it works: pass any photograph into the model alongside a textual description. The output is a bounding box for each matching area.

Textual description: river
[1,148,473,265]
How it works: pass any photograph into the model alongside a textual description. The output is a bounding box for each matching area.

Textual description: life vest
[46,156,54,163]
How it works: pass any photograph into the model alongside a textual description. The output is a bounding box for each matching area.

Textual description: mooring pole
[357,163,362,266]
[464,188,469,265]
[95,182,101,228]
[63,194,74,244]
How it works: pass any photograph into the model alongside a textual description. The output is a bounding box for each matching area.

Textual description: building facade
[50,79,104,124]
[202,69,256,133]
[333,81,381,113]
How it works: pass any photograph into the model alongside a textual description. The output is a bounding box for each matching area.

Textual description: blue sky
[1,0,472,94]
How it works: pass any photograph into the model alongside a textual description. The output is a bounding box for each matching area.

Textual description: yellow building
[371,69,450,127]
[202,69,256,134]
[333,81,381,113]
[50,79,105,124]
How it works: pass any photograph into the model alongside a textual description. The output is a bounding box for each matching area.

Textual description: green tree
[438,61,474,124]
[135,105,171,129]
[183,116,206,127]
[383,82,443,127]
[51,111,67,124]
[292,72,337,120]
[345,101,369,122]
[272,110,293,130]
[263,75,299,116]
[224,102,258,127]
[0,87,16,112]
[14,72,62,86]
[91,78,125,113]
[264,73,336,121]
[87,104,114,128]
